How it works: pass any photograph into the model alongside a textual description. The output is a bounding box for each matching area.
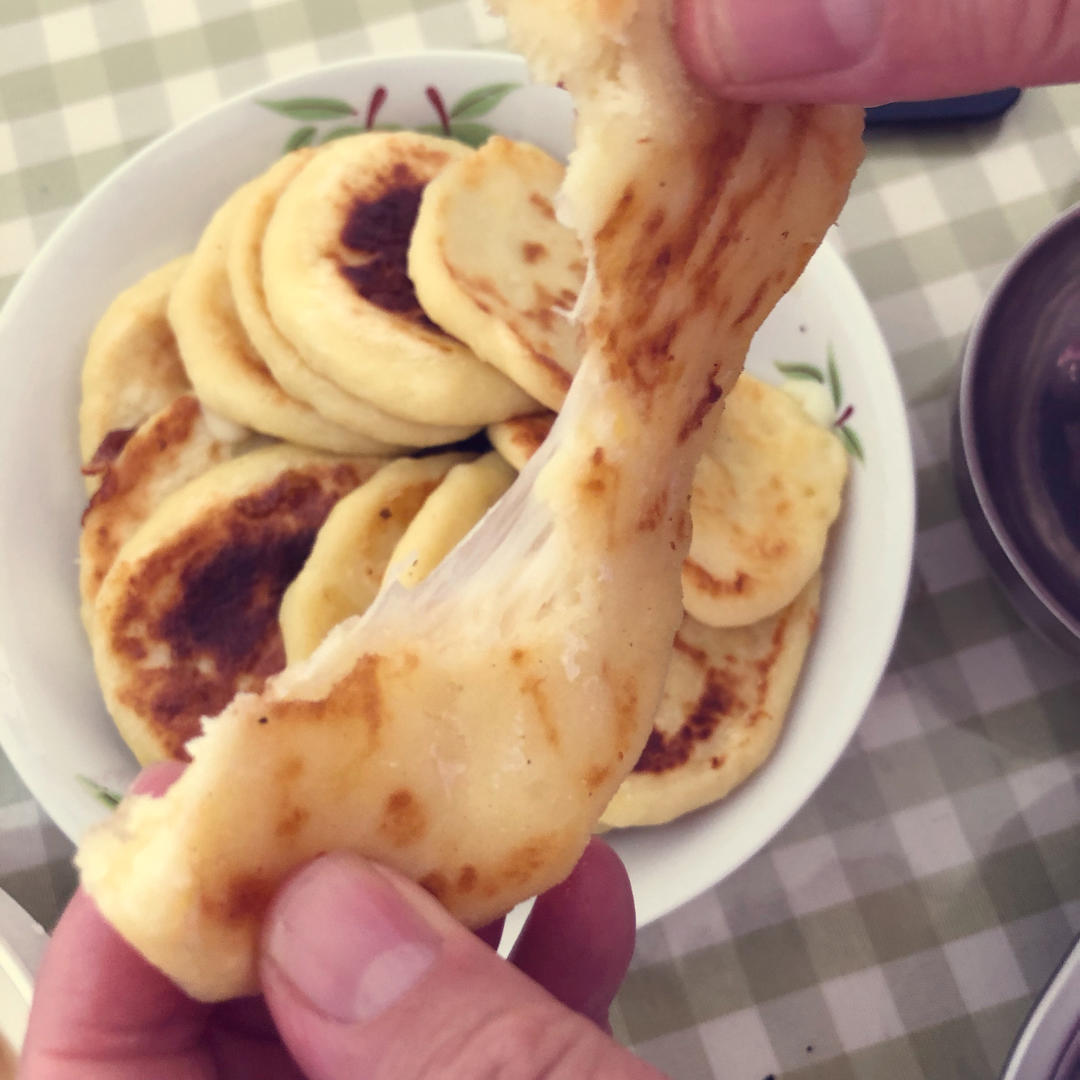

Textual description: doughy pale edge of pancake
[682,374,848,628]
[77,0,862,1002]
[280,452,472,663]
[228,151,477,450]
[410,137,583,410]
[383,452,516,589]
[79,394,231,630]
[169,185,399,455]
[80,257,192,488]
[91,444,385,764]
[600,574,821,829]
[260,131,539,426]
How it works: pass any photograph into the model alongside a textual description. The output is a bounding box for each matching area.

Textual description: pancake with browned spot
[169,180,399,455]
[91,445,383,763]
[80,257,192,492]
[681,374,846,628]
[280,452,471,663]
[79,394,232,630]
[410,137,585,409]
[260,131,538,426]
[487,376,846,627]
[487,412,555,471]
[600,574,821,829]
[228,149,478,450]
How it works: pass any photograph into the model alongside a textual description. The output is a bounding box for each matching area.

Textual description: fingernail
[694,0,882,84]
[267,854,441,1024]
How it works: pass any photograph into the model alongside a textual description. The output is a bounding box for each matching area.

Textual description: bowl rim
[957,200,1080,641]
[0,46,915,927]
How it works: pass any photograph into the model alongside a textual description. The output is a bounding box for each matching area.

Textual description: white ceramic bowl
[0,50,915,926]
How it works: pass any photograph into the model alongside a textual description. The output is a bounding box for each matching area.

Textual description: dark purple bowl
[954,203,1080,656]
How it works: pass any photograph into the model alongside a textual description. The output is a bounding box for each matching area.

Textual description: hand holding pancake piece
[76,0,862,1003]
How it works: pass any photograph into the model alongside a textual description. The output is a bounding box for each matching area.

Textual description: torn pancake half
[79,394,232,630]
[410,136,585,410]
[228,149,477,450]
[260,131,538,426]
[90,445,383,764]
[77,0,862,1002]
[80,257,192,492]
[600,574,820,829]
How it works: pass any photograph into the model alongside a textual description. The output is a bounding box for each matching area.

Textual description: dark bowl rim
[957,201,1080,641]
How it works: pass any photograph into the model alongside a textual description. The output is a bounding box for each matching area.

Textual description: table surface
[2,3,1080,1077]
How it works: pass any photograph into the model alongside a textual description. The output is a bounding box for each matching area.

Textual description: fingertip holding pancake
[600,574,822,829]
[80,256,192,487]
[682,374,847,628]
[410,136,585,410]
[280,452,471,663]
[91,445,384,763]
[227,150,477,451]
[169,183,399,456]
[260,131,539,426]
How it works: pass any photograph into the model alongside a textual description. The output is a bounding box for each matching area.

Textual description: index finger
[20,888,211,1078]
[21,762,210,1077]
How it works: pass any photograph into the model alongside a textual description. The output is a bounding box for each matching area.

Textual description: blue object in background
[866,88,1021,126]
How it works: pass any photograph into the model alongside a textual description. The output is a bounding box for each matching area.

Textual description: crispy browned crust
[101,461,375,760]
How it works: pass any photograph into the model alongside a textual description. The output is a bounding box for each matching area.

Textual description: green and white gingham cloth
[2,4,1080,1077]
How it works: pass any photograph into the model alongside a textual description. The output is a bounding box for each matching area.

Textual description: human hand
[22,772,664,1080]
[674,0,1080,104]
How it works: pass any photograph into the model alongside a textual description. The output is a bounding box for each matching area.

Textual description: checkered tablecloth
[3,3,1080,1078]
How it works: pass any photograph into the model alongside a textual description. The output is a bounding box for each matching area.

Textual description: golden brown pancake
[169,183,398,455]
[79,394,231,630]
[80,257,192,492]
[228,150,477,450]
[600,575,821,828]
[410,137,585,409]
[488,376,847,628]
[681,374,847,628]
[260,131,538,426]
[90,446,383,763]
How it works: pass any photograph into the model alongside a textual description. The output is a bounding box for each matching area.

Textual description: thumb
[260,853,663,1080]
[675,0,1080,104]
